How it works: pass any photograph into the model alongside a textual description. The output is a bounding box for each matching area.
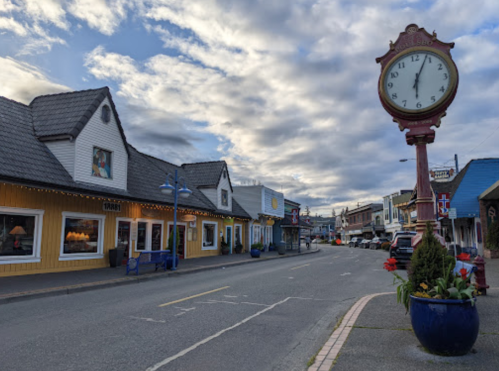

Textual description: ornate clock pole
[376,24,459,247]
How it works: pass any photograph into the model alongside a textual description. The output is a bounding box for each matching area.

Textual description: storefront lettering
[103,202,121,212]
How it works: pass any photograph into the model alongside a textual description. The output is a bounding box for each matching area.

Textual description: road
[0,245,396,371]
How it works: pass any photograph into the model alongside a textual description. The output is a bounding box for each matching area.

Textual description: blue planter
[410,296,479,356]
[166,254,179,269]
[250,249,261,258]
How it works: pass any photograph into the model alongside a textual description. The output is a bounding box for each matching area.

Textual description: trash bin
[109,248,125,268]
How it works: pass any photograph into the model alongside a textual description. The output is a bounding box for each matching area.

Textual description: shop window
[222,189,228,206]
[60,212,105,260]
[202,221,217,250]
[0,207,43,263]
[136,222,147,251]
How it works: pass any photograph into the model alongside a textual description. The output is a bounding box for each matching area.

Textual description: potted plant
[234,239,243,254]
[385,222,479,356]
[221,236,230,255]
[250,242,263,258]
[484,221,499,259]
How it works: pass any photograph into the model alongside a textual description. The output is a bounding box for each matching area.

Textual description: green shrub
[408,222,455,292]
[331,239,338,246]
[168,227,180,250]
[251,242,264,251]
[486,221,499,251]
[381,242,391,251]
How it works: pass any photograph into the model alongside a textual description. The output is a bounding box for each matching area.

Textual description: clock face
[381,49,456,113]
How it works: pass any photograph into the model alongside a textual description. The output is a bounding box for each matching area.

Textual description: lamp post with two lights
[159,170,192,270]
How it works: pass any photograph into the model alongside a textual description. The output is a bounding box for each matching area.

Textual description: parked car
[369,237,390,250]
[360,239,371,249]
[391,230,416,242]
[389,234,415,267]
[349,237,363,248]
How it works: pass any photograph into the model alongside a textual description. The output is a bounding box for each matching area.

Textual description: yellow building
[0,88,250,276]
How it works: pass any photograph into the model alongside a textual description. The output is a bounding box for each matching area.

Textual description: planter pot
[109,248,125,268]
[166,254,179,269]
[484,249,499,259]
[221,249,230,255]
[277,245,286,255]
[410,295,479,356]
[250,249,261,258]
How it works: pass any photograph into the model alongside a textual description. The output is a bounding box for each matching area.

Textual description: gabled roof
[30,87,130,156]
[181,161,233,191]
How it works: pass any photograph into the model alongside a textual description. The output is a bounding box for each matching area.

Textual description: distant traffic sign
[449,208,457,220]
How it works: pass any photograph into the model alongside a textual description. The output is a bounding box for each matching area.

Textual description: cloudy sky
[1,0,498,216]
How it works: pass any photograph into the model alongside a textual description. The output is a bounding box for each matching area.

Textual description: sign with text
[103,202,121,213]
[449,208,457,220]
[438,192,450,218]
[291,208,299,225]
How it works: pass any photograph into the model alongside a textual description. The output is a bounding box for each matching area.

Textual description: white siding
[233,186,263,220]
[74,97,128,190]
[45,140,75,177]
[200,188,217,205]
[263,187,284,218]
[217,169,232,211]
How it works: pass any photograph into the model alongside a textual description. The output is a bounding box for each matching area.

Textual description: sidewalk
[310,258,499,371]
[0,245,320,305]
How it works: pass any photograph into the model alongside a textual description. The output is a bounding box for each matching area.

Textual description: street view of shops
[1,2,499,371]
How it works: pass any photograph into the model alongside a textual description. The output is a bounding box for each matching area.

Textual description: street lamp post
[159,169,192,271]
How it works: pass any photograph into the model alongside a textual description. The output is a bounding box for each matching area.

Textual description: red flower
[383,258,397,272]
[456,253,470,262]
[460,268,468,280]
[387,258,397,265]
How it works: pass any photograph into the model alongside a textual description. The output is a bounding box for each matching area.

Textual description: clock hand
[412,54,428,99]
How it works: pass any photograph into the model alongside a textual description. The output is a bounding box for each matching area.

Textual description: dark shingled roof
[182,161,233,191]
[30,87,130,156]
[0,90,250,219]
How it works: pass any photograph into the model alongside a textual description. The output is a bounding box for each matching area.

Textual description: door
[117,221,131,264]
[151,224,162,251]
[226,226,232,254]
[169,224,186,259]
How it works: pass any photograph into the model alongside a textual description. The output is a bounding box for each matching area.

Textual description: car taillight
[391,243,397,250]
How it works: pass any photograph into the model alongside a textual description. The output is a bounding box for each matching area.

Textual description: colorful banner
[438,192,450,218]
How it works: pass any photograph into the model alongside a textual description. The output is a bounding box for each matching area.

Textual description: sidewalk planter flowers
[384,222,480,356]
[220,237,230,255]
[250,243,263,258]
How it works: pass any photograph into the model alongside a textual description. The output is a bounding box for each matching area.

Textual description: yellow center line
[291,264,310,270]
[158,286,230,307]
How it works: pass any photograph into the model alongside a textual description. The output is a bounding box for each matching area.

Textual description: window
[101,105,111,123]
[136,222,147,251]
[60,212,105,261]
[235,225,242,245]
[202,221,217,250]
[253,225,261,245]
[92,147,112,179]
[0,207,44,264]
[221,189,228,206]
[223,170,227,179]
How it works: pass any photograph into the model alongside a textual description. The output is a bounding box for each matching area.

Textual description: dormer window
[101,105,111,123]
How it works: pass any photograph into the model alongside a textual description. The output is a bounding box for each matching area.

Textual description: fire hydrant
[473,256,489,295]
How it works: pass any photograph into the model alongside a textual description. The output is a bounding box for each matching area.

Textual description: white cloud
[24,0,69,30]
[0,16,27,36]
[68,0,130,35]
[0,56,70,103]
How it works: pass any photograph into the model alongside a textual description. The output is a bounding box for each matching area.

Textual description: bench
[126,250,171,276]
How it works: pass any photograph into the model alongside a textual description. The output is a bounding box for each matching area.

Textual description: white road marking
[174,307,196,312]
[196,300,239,305]
[175,312,186,317]
[224,295,238,298]
[240,302,271,307]
[130,316,166,324]
[145,297,294,371]
[340,272,351,276]
[288,277,294,279]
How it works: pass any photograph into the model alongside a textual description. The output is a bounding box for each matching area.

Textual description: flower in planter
[456,253,471,262]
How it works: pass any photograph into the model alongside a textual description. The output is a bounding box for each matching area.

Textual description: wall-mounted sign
[141,208,160,218]
[430,169,454,180]
[103,202,121,212]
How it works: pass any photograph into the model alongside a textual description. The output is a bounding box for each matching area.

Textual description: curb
[0,248,321,305]
[308,291,394,371]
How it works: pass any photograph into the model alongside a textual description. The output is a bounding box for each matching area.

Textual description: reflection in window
[203,223,215,247]
[0,214,35,256]
[137,222,147,251]
[63,218,99,254]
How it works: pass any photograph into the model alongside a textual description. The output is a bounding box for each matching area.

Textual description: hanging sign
[438,192,450,218]
[431,169,454,180]
[449,208,457,220]
[291,209,299,225]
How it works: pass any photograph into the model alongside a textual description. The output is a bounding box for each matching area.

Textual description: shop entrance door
[169,224,186,259]
[117,221,131,264]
